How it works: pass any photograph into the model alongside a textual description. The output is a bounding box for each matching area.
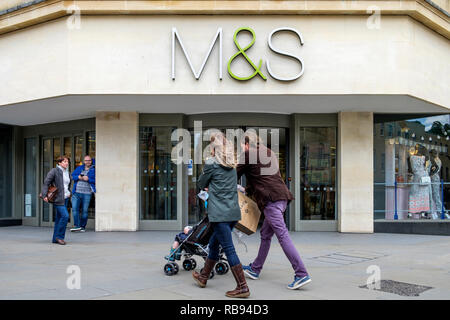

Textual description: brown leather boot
[192,258,216,288]
[226,264,250,298]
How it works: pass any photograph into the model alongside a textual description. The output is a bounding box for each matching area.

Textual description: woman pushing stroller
[192,132,250,298]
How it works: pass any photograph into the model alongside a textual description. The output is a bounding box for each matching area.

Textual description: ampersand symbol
[227,27,267,81]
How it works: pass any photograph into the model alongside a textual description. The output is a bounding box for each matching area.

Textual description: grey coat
[42,167,71,206]
[197,158,241,223]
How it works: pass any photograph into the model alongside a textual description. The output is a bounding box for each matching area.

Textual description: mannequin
[429,149,444,219]
[408,144,431,219]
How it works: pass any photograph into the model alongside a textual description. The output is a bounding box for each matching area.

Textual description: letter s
[266,27,305,81]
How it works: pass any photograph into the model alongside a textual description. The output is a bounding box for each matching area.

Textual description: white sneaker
[70,227,82,232]
[80,228,86,232]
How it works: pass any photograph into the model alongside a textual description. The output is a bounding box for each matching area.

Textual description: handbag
[420,176,431,185]
[40,185,58,203]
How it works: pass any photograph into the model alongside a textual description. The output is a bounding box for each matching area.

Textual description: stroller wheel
[200,268,215,279]
[164,263,176,276]
[223,262,229,274]
[183,259,193,271]
[190,258,197,270]
[215,262,228,275]
[171,262,179,274]
[183,258,197,271]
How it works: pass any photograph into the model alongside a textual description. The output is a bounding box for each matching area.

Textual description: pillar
[338,112,374,233]
[95,111,139,231]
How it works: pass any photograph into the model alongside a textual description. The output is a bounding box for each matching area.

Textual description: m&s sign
[172,27,305,82]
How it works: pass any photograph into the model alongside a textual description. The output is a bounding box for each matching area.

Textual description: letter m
[172,27,222,80]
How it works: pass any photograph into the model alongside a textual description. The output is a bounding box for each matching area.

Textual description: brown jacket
[236,145,294,211]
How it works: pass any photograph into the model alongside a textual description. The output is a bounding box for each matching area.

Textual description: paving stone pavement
[0,226,449,300]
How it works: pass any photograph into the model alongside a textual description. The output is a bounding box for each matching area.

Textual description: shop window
[0,126,13,218]
[387,124,394,138]
[374,116,450,221]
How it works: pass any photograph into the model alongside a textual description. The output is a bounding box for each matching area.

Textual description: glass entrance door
[300,127,337,221]
[23,138,38,225]
[139,126,180,229]
[187,126,289,225]
[39,135,85,227]
[40,137,54,227]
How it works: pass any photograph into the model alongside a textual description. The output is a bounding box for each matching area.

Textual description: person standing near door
[42,156,72,245]
[70,155,95,232]
[237,132,311,290]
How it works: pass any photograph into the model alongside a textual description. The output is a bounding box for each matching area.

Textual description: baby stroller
[163,215,230,277]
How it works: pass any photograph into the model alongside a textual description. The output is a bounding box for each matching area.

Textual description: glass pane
[374,117,450,220]
[187,127,238,224]
[74,136,83,169]
[140,127,177,220]
[0,126,13,218]
[247,127,288,181]
[24,138,37,218]
[300,127,336,220]
[64,137,72,159]
[188,130,207,224]
[42,138,52,222]
[86,132,96,218]
[53,138,61,168]
[82,131,95,219]
[52,138,61,222]
[87,131,96,159]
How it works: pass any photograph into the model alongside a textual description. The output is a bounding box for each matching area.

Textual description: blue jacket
[72,160,96,193]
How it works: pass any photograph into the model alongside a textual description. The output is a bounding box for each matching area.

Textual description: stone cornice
[0,1,449,39]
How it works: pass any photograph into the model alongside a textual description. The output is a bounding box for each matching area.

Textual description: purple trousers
[251,200,309,278]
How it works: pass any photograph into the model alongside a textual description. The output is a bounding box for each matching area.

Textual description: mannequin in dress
[408,145,431,219]
[429,149,444,219]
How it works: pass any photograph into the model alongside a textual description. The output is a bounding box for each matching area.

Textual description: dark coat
[42,167,72,206]
[237,145,294,211]
[197,158,241,223]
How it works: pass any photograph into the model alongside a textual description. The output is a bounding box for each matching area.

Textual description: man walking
[237,133,311,290]
[70,155,95,232]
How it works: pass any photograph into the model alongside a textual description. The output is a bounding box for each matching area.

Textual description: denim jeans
[208,221,240,267]
[52,198,69,242]
[71,192,92,228]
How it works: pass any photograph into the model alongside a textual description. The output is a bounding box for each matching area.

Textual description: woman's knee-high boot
[226,263,250,298]
[192,258,217,288]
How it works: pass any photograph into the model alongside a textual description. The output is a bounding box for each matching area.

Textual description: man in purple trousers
[237,134,311,290]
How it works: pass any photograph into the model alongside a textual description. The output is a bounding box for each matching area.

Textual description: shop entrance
[187,124,290,228]
[23,130,96,228]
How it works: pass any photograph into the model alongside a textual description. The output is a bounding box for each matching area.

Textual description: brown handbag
[40,185,58,203]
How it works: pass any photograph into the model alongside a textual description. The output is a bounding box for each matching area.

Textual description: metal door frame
[39,133,86,228]
[139,114,184,231]
[295,114,338,232]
